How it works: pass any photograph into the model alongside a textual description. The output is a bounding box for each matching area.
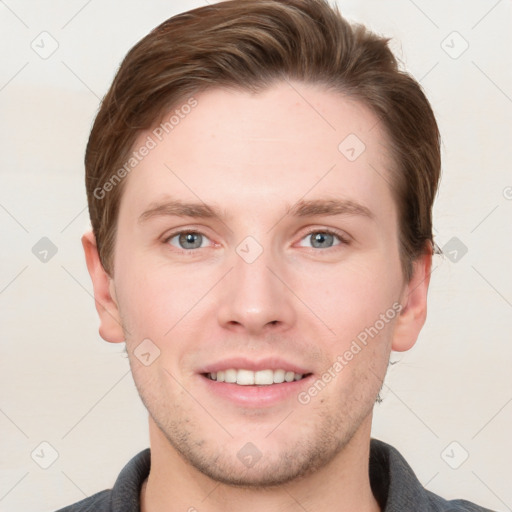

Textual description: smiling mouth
[204,369,312,386]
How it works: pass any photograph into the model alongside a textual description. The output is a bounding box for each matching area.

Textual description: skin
[83,81,431,512]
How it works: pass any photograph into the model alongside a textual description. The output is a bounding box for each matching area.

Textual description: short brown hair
[85,0,440,280]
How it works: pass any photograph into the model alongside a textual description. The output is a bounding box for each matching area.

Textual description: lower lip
[199,374,313,408]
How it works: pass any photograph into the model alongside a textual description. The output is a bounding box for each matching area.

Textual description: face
[86,81,430,487]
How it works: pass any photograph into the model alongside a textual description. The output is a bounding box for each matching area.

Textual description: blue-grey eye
[311,232,335,248]
[299,231,341,249]
[169,232,207,250]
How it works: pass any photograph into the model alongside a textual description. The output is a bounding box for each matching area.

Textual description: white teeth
[254,369,274,385]
[207,369,306,385]
[237,369,255,385]
[273,369,285,383]
[224,369,237,383]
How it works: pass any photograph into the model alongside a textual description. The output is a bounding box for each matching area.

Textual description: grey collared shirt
[56,439,495,511]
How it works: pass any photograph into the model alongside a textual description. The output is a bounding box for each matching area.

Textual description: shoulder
[55,490,111,512]
[54,449,151,512]
[370,439,496,512]
[425,491,497,512]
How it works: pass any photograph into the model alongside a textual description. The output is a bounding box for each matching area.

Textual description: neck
[141,416,380,512]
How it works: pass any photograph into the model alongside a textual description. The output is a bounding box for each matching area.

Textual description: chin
[176,445,340,488]
[155,414,353,488]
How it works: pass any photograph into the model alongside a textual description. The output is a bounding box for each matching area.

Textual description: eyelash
[163,228,350,253]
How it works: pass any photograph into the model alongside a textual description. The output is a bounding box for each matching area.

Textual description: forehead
[119,81,396,223]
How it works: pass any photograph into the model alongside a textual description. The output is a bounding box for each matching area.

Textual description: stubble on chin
[139,380,378,489]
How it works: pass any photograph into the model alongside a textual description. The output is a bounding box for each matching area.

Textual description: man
[58,0,494,510]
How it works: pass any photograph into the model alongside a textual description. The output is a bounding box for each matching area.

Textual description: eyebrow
[138,199,225,223]
[288,198,374,219]
[138,197,374,223]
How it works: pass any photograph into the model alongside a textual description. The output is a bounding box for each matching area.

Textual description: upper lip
[198,357,312,375]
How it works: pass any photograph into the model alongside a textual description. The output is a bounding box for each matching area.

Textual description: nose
[216,245,297,335]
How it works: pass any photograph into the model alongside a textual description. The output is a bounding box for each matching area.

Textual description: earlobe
[392,248,433,352]
[82,231,125,343]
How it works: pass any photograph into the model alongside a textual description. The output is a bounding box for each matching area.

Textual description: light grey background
[1,1,511,511]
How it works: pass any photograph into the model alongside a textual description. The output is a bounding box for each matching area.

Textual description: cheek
[308,260,402,336]
[114,258,216,347]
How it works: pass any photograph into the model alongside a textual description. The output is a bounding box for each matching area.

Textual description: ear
[392,248,432,352]
[82,231,125,343]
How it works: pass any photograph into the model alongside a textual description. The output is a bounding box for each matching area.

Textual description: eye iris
[179,232,202,249]
[311,232,334,248]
